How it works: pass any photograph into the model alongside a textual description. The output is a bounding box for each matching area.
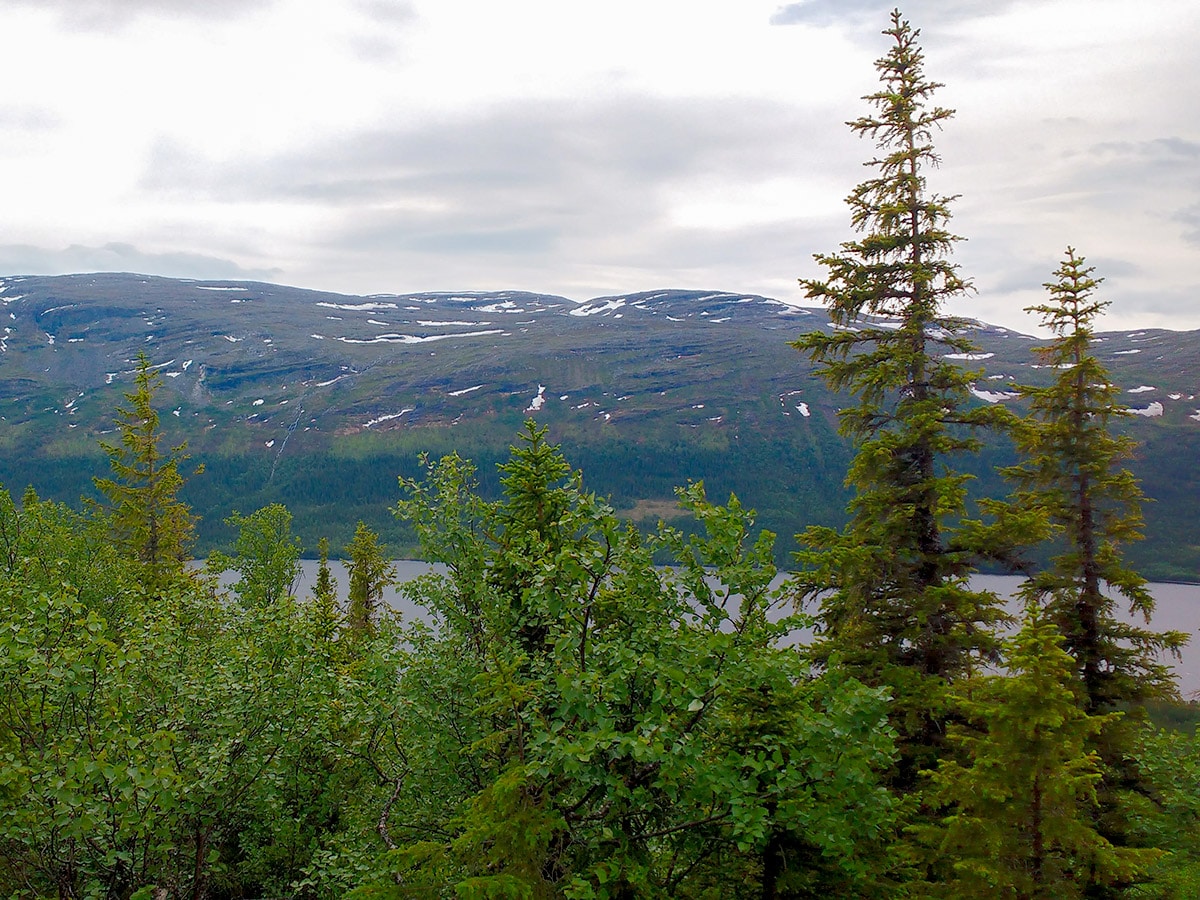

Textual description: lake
[292,561,1200,698]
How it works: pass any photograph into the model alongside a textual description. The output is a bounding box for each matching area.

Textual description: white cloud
[5,0,278,30]
[0,242,281,281]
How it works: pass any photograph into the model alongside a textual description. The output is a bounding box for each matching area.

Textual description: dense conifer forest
[3,11,1200,899]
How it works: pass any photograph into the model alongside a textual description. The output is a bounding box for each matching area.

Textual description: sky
[0,0,1196,334]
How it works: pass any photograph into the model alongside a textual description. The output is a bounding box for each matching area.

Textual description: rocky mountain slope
[1,272,1197,576]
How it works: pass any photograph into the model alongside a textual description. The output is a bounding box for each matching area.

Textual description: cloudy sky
[0,0,1196,332]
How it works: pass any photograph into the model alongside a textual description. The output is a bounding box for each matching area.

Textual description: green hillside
[1,272,1197,576]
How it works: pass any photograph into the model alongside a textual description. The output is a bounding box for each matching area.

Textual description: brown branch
[377,772,407,851]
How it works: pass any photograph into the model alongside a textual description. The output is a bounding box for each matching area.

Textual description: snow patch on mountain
[971,386,1020,403]
[525,385,546,413]
[317,301,399,312]
[337,329,503,345]
[570,298,626,317]
[364,409,414,428]
[473,300,525,314]
[1127,402,1164,417]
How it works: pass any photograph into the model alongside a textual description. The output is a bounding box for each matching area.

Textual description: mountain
[2,272,1198,578]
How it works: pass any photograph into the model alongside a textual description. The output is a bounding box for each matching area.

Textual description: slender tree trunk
[190,825,208,900]
[1072,352,1104,712]
[1031,769,1045,895]
[761,828,784,900]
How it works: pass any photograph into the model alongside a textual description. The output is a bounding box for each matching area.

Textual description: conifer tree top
[799,8,969,331]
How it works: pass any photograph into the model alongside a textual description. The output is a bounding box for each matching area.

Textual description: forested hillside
[0,270,1199,576]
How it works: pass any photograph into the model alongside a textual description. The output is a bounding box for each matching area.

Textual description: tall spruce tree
[1007,248,1185,713]
[94,352,200,591]
[310,536,341,645]
[489,420,585,660]
[345,521,394,638]
[792,10,1010,777]
[1006,249,1186,897]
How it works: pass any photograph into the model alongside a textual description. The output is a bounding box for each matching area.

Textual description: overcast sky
[0,0,1196,332]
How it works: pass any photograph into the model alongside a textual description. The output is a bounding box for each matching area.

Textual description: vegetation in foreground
[2,9,1199,900]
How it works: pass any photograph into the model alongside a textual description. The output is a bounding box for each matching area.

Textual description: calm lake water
[292,561,1200,698]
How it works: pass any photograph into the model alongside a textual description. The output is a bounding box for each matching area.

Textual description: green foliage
[93,351,202,592]
[373,421,898,897]
[0,481,404,899]
[0,587,179,897]
[345,520,396,638]
[997,251,1187,897]
[1007,249,1186,712]
[916,605,1159,897]
[0,484,140,625]
[209,502,303,607]
[310,534,342,643]
[1131,725,1200,897]
[790,10,1013,779]
[1142,701,1200,734]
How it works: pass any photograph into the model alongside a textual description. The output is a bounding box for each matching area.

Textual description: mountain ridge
[1,272,1197,577]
